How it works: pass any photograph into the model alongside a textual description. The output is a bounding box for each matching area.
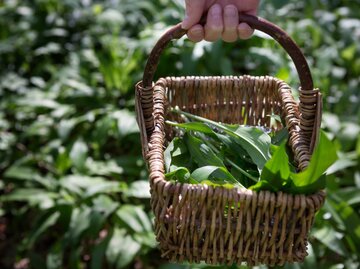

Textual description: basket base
[155,220,308,267]
[150,183,325,266]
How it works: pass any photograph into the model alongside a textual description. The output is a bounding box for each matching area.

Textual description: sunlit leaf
[106,228,141,269]
[116,205,152,233]
[124,180,151,199]
[70,139,88,172]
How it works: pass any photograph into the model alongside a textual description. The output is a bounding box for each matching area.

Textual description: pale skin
[182,0,260,42]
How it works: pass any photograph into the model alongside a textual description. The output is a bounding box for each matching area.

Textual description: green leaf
[164,139,176,171]
[85,159,124,176]
[92,115,116,145]
[185,134,224,168]
[226,124,271,170]
[164,137,192,173]
[58,117,84,140]
[327,193,360,255]
[251,142,290,192]
[191,166,242,187]
[46,242,63,269]
[165,167,192,183]
[116,205,152,233]
[90,230,112,269]
[260,142,290,181]
[336,187,360,206]
[25,211,61,248]
[249,180,275,192]
[56,147,72,174]
[4,166,40,181]
[113,110,139,137]
[133,231,157,248]
[85,181,122,198]
[70,139,88,172]
[312,225,348,256]
[0,189,58,209]
[166,121,214,135]
[215,133,251,163]
[106,228,141,268]
[87,195,119,237]
[65,207,92,246]
[341,44,357,61]
[271,128,289,145]
[124,180,150,199]
[60,175,114,197]
[4,165,58,189]
[69,246,82,269]
[171,109,271,170]
[326,155,357,175]
[289,131,338,194]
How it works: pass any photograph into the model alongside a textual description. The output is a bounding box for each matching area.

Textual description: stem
[171,107,226,131]
[225,158,258,183]
[166,120,181,126]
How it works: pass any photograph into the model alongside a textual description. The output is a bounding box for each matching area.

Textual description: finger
[204,4,223,42]
[222,4,239,43]
[182,0,206,29]
[187,24,204,42]
[238,22,254,40]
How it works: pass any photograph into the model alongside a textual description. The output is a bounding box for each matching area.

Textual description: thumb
[182,0,206,29]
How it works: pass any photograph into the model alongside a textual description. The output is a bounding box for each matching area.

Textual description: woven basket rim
[136,74,297,88]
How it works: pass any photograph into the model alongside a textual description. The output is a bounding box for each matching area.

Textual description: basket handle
[142,14,314,91]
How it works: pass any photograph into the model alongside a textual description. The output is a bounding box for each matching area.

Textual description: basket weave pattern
[136,76,325,266]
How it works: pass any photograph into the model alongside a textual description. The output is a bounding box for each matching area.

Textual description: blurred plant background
[0,0,359,268]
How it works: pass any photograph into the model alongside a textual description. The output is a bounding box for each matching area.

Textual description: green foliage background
[0,0,359,268]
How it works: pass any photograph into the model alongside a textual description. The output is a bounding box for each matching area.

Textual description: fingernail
[210,4,221,16]
[224,5,237,16]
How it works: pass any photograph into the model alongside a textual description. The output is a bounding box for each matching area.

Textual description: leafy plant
[164,109,337,194]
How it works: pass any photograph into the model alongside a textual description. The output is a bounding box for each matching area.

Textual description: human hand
[182,0,259,42]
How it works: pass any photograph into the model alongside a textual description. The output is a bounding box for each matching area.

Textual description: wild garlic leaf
[223,124,271,170]
[166,121,214,135]
[271,128,289,145]
[199,180,236,189]
[215,133,251,163]
[164,137,192,172]
[288,131,338,194]
[164,138,175,172]
[165,167,191,183]
[165,109,337,195]
[260,141,290,182]
[250,142,291,192]
[170,109,272,170]
[191,166,243,188]
[185,133,225,168]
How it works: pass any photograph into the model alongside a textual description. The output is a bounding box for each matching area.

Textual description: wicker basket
[135,14,324,266]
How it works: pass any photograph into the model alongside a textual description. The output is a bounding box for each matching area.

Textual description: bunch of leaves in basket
[164,108,338,195]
